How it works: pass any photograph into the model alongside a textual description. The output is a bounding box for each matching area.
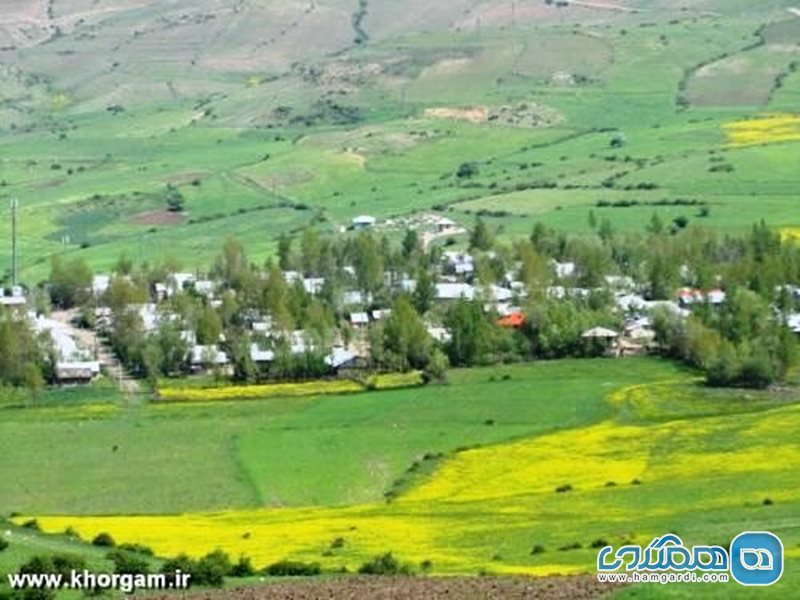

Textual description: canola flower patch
[23,381,800,576]
[368,371,424,390]
[724,114,800,146]
[157,379,364,402]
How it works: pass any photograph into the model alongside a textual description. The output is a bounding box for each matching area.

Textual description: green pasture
[1,5,799,281]
[1,357,797,597]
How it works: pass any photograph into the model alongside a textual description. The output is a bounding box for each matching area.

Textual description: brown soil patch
[31,177,66,190]
[129,210,185,226]
[152,575,621,600]
[425,106,489,123]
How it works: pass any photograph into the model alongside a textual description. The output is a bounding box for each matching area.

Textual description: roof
[436,283,475,301]
[190,345,229,365]
[350,312,370,325]
[250,344,275,363]
[496,312,525,328]
[353,215,377,225]
[582,327,619,339]
[0,296,26,307]
[325,347,358,369]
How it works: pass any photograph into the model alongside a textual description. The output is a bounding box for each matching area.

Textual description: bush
[555,484,573,493]
[357,552,412,575]
[739,354,775,389]
[21,519,40,531]
[530,544,546,555]
[558,542,582,551]
[264,560,322,577]
[590,539,610,549]
[229,555,256,578]
[106,550,150,576]
[161,554,195,586]
[195,549,231,587]
[91,532,116,547]
[117,543,154,556]
[330,537,345,549]
[0,538,8,552]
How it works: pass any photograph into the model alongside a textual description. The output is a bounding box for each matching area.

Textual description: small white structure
[582,327,619,340]
[436,283,475,301]
[553,261,576,279]
[788,314,800,335]
[190,345,229,368]
[352,215,377,230]
[92,275,111,297]
[350,312,370,327]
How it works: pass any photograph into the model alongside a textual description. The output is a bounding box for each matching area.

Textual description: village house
[352,215,377,230]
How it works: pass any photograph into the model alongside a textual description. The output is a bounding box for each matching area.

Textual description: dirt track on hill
[154,575,621,600]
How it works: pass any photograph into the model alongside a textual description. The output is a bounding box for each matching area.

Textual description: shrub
[590,539,610,549]
[555,484,573,493]
[558,542,582,551]
[229,555,256,578]
[161,554,196,586]
[0,538,8,552]
[264,560,322,577]
[91,532,116,547]
[763,498,774,506]
[21,519,40,530]
[357,552,412,575]
[106,550,150,576]
[195,549,231,587]
[117,543,154,556]
[530,544,546,555]
[330,537,345,549]
[420,560,433,572]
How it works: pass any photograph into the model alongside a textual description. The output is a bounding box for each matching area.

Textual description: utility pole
[10,198,18,287]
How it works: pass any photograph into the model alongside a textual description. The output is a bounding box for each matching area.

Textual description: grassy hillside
[0,1,798,281]
[2,358,799,597]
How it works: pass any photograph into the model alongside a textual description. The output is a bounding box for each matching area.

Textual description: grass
[2,5,800,281]
[2,357,798,598]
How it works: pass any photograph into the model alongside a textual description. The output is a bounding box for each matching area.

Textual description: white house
[352,215,377,230]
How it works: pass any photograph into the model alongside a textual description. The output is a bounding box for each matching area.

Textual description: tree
[412,268,436,315]
[49,255,92,309]
[196,304,222,345]
[401,229,420,260]
[300,228,322,275]
[381,295,431,371]
[647,212,664,235]
[456,162,479,179]
[165,185,185,212]
[277,233,293,271]
[609,132,627,148]
[353,232,384,294]
[423,348,449,383]
[445,299,491,366]
[470,217,493,251]
[219,237,247,288]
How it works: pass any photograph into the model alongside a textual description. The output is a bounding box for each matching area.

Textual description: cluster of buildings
[3,246,800,385]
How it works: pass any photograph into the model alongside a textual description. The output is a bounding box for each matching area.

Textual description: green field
[1,1,800,280]
[2,358,799,597]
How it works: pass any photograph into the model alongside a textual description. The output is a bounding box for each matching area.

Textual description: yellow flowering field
[724,114,800,146]
[157,379,364,402]
[781,228,800,243]
[368,371,424,390]
[22,381,800,576]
